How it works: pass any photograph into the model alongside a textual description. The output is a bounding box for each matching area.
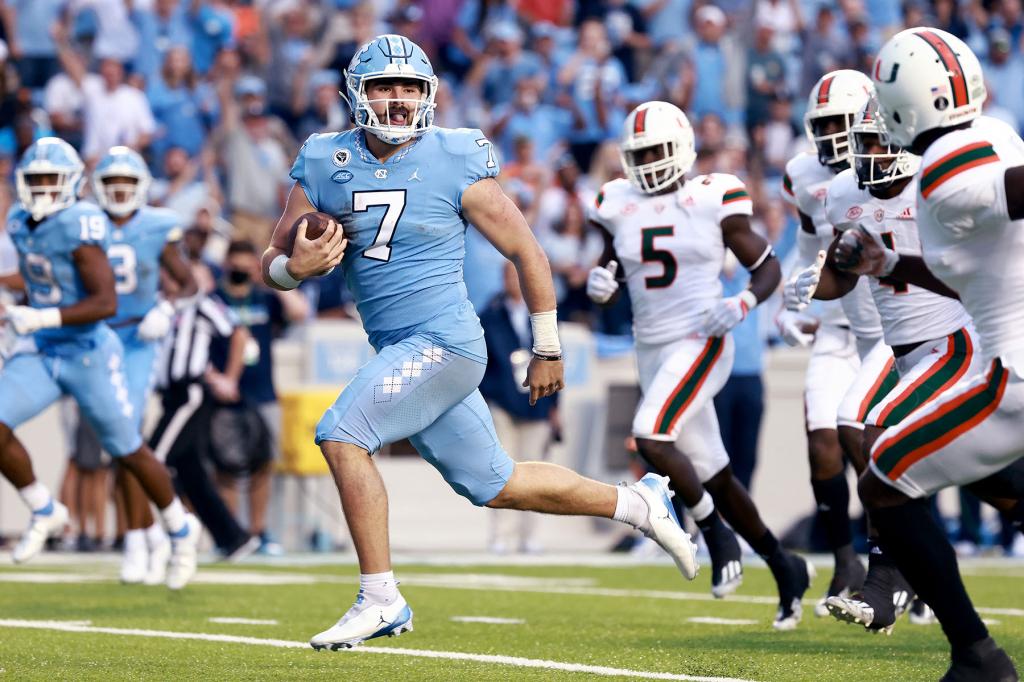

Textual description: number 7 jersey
[290,127,498,361]
[589,175,754,344]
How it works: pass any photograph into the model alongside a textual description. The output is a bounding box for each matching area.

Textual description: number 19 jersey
[589,175,754,345]
[5,200,110,344]
[290,127,498,361]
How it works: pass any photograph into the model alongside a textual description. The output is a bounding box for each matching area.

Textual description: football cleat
[826,558,911,634]
[12,500,68,564]
[940,637,1019,682]
[143,532,172,586]
[310,593,414,650]
[908,597,937,626]
[773,554,815,631]
[814,556,866,618]
[826,595,894,635]
[630,474,699,580]
[166,514,200,590]
[120,544,149,584]
[701,517,743,598]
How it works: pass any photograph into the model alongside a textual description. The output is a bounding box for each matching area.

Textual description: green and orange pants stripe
[871,328,974,428]
[872,359,1008,482]
[653,337,724,436]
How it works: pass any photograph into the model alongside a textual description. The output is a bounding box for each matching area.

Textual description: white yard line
[0,619,757,682]
[450,616,525,625]
[1,568,1022,618]
[686,618,758,626]
[209,617,279,625]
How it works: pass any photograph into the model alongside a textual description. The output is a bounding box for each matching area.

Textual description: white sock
[359,571,399,605]
[688,491,715,524]
[160,498,187,536]
[125,529,147,555]
[18,481,52,514]
[613,485,651,533]
[146,522,168,548]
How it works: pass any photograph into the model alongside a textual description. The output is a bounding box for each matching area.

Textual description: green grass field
[1,556,1022,681]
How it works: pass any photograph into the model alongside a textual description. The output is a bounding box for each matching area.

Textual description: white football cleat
[12,500,68,564]
[120,544,149,584]
[144,534,171,586]
[310,593,414,650]
[166,514,200,590]
[630,474,699,580]
[826,595,894,635]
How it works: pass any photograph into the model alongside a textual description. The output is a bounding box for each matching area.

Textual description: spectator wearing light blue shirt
[685,5,743,127]
[630,0,690,48]
[478,23,545,108]
[131,0,193,85]
[982,28,1024,130]
[147,46,216,173]
[189,0,234,75]
[6,0,67,89]
[490,78,571,163]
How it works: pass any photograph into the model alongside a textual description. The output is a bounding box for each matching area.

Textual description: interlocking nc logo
[375,168,388,180]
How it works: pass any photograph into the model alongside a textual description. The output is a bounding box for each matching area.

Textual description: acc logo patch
[874,208,885,222]
[846,206,863,220]
[331,170,354,184]
[332,149,351,167]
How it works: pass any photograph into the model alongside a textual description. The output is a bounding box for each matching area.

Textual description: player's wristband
[269,254,301,290]
[880,249,899,277]
[737,290,758,316]
[39,307,61,329]
[747,244,775,271]
[530,309,561,357]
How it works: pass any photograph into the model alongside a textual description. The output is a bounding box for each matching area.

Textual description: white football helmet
[804,70,874,170]
[619,101,696,194]
[850,97,921,189]
[871,27,986,148]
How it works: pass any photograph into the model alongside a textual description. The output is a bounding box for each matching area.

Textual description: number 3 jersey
[589,174,753,345]
[5,200,110,344]
[824,169,971,347]
[290,127,498,362]
[108,206,183,327]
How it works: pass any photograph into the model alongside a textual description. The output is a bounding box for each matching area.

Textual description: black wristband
[533,352,562,361]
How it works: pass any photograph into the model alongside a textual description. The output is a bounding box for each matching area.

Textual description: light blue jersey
[108,206,182,326]
[6,200,110,345]
[290,126,498,362]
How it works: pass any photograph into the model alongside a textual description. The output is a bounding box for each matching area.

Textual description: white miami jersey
[784,152,880,336]
[916,115,1024,371]
[825,168,972,347]
[590,175,753,344]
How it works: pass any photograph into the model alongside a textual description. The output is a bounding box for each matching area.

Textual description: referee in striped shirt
[152,295,258,558]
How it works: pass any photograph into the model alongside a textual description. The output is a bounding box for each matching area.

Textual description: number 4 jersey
[290,127,498,361]
[5,200,110,344]
[589,174,753,344]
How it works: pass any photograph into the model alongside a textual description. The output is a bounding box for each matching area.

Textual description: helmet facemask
[850,97,921,190]
[96,174,147,217]
[807,113,856,171]
[620,141,688,194]
[344,74,437,145]
[16,170,80,222]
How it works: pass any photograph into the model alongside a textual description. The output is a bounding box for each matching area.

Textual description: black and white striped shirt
[157,295,237,389]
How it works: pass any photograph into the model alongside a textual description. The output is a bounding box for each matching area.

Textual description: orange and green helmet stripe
[915,30,969,109]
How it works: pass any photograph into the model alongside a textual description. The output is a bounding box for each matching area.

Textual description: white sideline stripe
[450,616,525,625]
[0,619,757,682]
[686,617,758,626]
[209,617,279,625]
[2,568,1023,618]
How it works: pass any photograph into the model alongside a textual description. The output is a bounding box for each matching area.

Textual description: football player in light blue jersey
[0,138,200,589]
[93,146,198,585]
[261,34,700,650]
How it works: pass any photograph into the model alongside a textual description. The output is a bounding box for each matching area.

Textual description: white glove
[776,309,818,347]
[586,260,619,304]
[790,250,828,311]
[137,300,175,341]
[2,306,61,335]
[702,290,757,337]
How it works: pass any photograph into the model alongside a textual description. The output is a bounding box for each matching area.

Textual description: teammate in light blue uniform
[262,35,698,650]
[92,146,197,584]
[0,138,200,588]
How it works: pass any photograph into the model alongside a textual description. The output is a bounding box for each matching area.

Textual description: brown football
[286,211,335,255]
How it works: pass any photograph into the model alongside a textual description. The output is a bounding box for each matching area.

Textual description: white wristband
[269,254,300,290]
[737,289,758,314]
[39,307,61,329]
[880,249,899,277]
[530,310,561,356]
